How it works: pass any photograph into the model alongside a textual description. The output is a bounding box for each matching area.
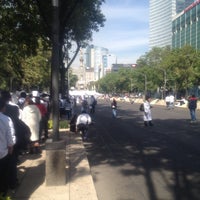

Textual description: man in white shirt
[169,94,175,109]
[76,111,92,140]
[0,98,15,196]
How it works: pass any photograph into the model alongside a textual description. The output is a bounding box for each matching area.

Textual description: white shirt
[165,96,170,102]
[169,95,175,103]
[0,112,15,159]
[76,113,92,125]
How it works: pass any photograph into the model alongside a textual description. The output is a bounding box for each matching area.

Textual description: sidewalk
[10,130,98,200]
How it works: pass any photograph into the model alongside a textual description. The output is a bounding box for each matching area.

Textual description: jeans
[112,109,117,118]
[190,109,196,121]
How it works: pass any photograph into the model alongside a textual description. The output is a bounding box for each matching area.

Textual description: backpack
[139,103,144,111]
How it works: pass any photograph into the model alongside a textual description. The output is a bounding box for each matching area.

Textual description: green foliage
[48,120,69,129]
[69,69,78,88]
[0,194,11,200]
[98,45,200,97]
[59,120,69,129]
[0,0,105,91]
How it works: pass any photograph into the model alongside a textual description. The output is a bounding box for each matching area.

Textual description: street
[84,99,200,200]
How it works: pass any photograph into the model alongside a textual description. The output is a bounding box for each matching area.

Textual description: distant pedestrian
[89,95,97,114]
[143,96,153,126]
[165,94,170,109]
[188,94,198,123]
[169,94,175,109]
[111,98,117,118]
[81,98,88,113]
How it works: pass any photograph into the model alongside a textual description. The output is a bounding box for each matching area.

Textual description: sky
[91,0,149,64]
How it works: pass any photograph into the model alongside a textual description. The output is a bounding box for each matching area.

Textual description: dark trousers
[39,116,48,141]
[0,154,9,195]
[8,149,18,189]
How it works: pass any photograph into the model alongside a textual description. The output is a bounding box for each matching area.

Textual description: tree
[0,0,105,92]
[68,69,78,88]
[167,45,200,97]
[1,0,105,140]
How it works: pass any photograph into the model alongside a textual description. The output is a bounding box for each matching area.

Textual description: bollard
[45,139,66,186]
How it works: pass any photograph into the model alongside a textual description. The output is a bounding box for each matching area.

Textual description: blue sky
[91,0,149,64]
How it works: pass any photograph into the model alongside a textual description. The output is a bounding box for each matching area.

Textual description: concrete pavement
[10,130,98,200]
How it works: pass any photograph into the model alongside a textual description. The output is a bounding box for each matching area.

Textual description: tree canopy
[97,45,200,98]
[0,0,105,91]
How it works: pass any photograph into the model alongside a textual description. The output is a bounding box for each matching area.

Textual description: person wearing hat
[143,96,153,127]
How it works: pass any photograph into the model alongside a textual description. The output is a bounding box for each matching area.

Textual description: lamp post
[51,0,60,141]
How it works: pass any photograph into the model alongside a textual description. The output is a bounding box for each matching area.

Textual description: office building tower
[149,0,194,48]
[172,0,200,49]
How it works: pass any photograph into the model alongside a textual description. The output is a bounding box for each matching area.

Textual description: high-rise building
[84,45,109,80]
[172,0,200,49]
[149,0,194,48]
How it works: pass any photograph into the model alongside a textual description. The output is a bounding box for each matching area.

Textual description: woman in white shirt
[22,97,41,154]
[143,96,153,127]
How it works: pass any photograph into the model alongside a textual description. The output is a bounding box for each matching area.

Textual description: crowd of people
[0,90,50,196]
[1,89,199,197]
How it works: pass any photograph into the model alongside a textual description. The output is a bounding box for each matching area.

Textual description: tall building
[172,0,200,49]
[84,45,109,80]
[75,45,117,89]
[149,0,194,48]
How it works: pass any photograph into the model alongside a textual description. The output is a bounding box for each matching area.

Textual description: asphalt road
[84,99,200,200]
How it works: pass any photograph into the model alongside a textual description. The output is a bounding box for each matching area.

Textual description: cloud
[90,1,149,63]
[102,4,149,23]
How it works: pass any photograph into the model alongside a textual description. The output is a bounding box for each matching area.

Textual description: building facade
[172,0,200,49]
[75,45,117,89]
[149,0,194,48]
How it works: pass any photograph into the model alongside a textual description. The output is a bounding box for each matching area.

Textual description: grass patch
[48,120,69,129]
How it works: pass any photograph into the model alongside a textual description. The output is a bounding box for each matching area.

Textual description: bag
[139,103,144,111]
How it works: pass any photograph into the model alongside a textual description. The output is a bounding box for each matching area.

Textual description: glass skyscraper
[149,0,194,48]
[172,1,200,49]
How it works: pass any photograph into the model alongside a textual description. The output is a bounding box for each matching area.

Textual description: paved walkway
[10,130,98,200]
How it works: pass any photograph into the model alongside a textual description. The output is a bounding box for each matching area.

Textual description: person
[64,98,72,120]
[35,96,48,142]
[88,95,97,114]
[188,94,198,123]
[169,94,175,109]
[0,90,20,190]
[0,98,15,196]
[111,98,117,118]
[143,96,153,126]
[17,91,27,110]
[165,94,170,109]
[22,96,41,154]
[69,114,78,132]
[180,96,187,105]
[81,98,89,113]
[76,111,92,140]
